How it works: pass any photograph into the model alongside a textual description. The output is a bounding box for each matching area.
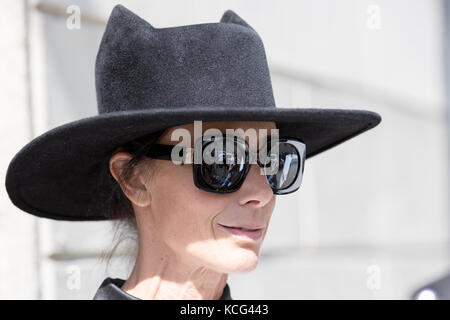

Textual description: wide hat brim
[5,106,381,221]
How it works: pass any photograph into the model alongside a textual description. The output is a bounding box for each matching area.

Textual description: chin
[216,247,261,274]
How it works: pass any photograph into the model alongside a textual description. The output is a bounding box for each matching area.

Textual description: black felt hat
[5,4,381,221]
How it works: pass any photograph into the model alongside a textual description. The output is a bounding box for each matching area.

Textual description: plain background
[0,0,449,299]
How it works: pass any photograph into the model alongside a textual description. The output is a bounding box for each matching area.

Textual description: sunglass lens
[200,138,247,191]
[265,143,300,191]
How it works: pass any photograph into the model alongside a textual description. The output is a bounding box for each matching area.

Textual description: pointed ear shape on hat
[220,9,254,31]
[107,4,155,30]
[95,4,157,113]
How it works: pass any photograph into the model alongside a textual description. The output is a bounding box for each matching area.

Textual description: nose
[237,163,274,207]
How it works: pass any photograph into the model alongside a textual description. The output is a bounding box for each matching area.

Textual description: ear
[220,9,254,31]
[109,151,152,207]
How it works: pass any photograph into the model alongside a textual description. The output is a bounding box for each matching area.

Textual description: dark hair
[98,128,168,273]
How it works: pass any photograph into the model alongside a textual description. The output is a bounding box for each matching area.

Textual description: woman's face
[129,121,277,274]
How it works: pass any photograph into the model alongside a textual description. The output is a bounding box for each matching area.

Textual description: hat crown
[95,5,276,114]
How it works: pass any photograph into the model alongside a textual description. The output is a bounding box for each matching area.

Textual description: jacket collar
[93,277,232,300]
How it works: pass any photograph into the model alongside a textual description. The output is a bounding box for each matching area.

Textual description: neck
[120,231,228,300]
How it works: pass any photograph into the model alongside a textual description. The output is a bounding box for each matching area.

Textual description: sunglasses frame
[144,134,306,195]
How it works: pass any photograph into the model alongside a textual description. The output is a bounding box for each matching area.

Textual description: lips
[218,224,264,240]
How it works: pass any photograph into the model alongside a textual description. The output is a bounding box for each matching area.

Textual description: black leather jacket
[93,277,233,300]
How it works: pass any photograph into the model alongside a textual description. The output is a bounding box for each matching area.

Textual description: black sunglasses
[145,135,306,195]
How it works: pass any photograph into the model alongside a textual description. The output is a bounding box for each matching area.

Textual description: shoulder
[93,277,140,300]
[93,277,233,300]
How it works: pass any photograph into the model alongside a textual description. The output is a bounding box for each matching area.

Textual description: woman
[5,4,381,300]
[95,120,279,300]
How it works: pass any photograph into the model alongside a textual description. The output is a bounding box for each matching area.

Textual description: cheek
[149,164,230,245]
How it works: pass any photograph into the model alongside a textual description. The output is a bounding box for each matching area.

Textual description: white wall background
[0,0,449,299]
